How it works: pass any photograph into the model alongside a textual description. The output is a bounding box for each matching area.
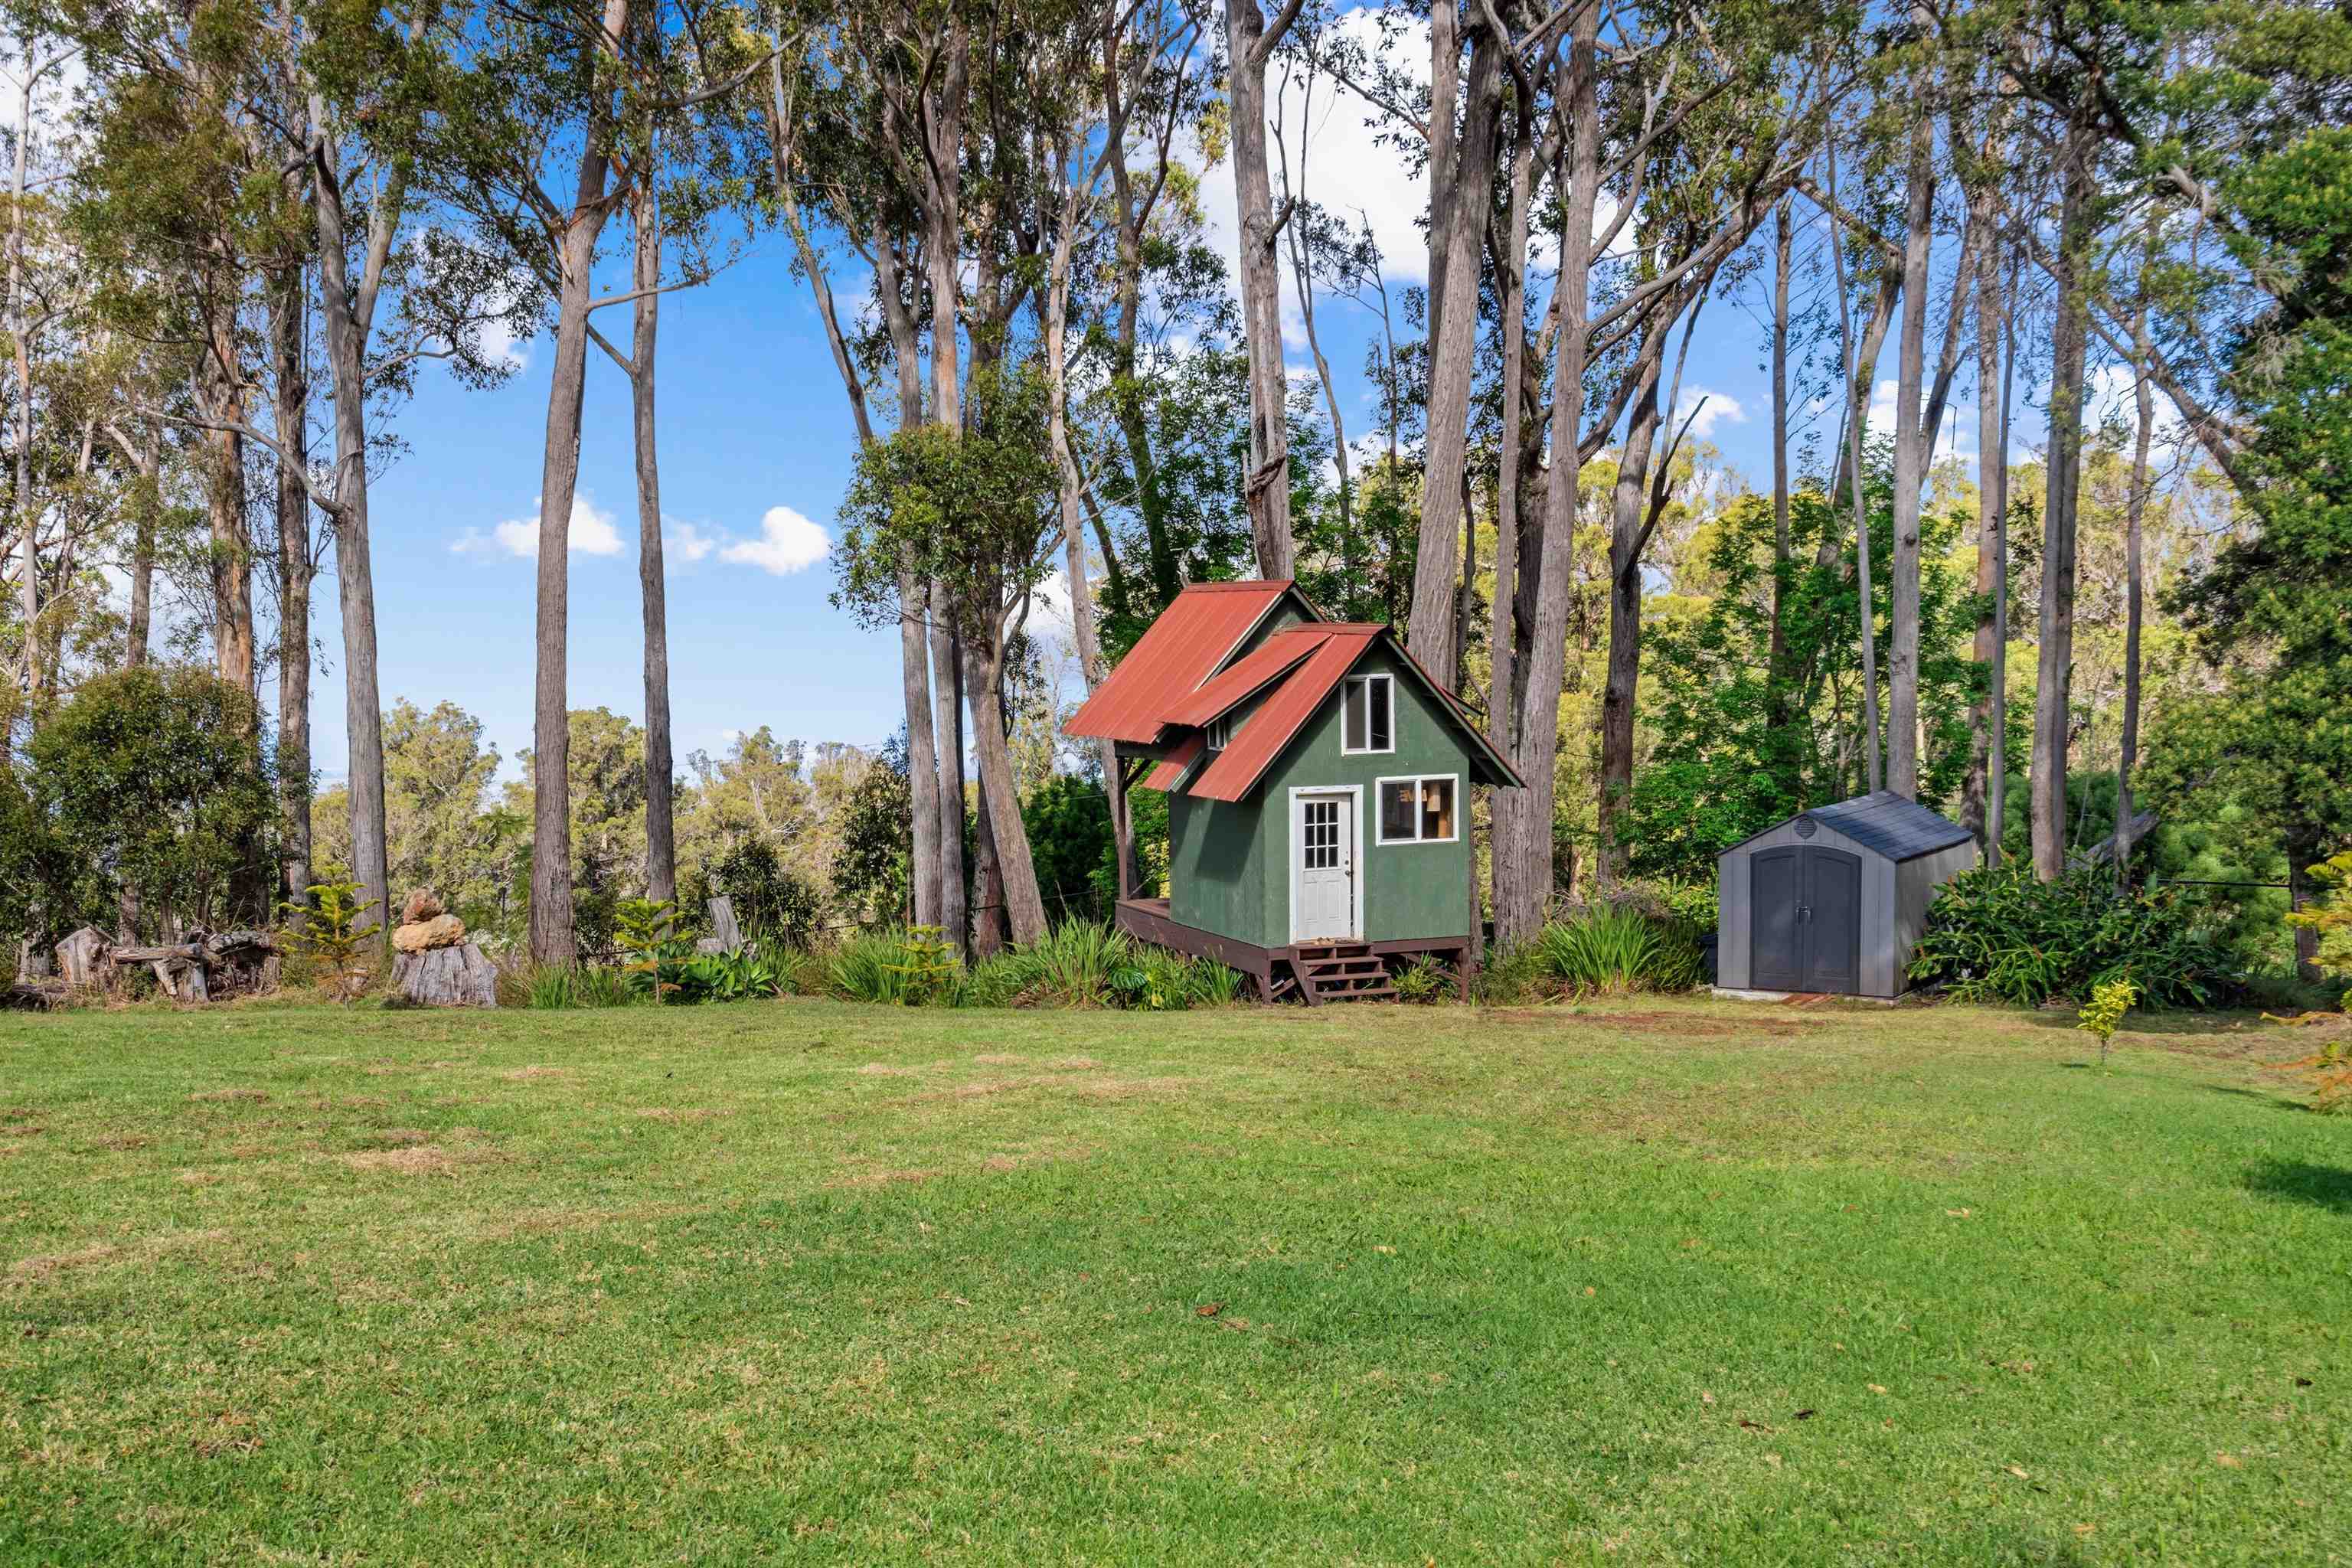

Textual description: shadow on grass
[2009,1007,2267,1037]
[2200,1083,2308,1112]
[2243,1158,2352,1213]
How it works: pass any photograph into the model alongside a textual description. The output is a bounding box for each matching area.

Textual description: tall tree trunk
[1227,0,1302,578]
[529,0,629,963]
[270,270,314,909]
[304,92,399,944]
[1044,152,1133,898]
[1964,187,2004,849]
[8,42,33,700]
[1596,354,1665,885]
[2112,315,2152,876]
[1491,5,1599,947]
[199,354,255,701]
[630,181,676,906]
[1767,197,1793,724]
[1886,90,1936,799]
[1408,24,1503,689]
[1488,110,1539,760]
[2033,117,2093,882]
[933,612,969,951]
[970,635,1049,944]
[972,763,1007,956]
[1824,150,1883,793]
[861,211,944,930]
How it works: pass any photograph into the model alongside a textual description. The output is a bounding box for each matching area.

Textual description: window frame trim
[1373,772,1462,845]
[1341,672,1396,756]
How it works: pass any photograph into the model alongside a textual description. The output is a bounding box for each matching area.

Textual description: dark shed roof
[1811,792,1975,859]
[1723,791,1975,862]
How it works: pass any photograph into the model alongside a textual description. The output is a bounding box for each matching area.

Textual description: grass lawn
[2,995,2347,1565]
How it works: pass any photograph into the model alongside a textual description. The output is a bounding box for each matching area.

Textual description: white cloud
[1681,389,1746,438]
[452,494,624,559]
[719,505,831,575]
[477,317,530,372]
[664,517,717,564]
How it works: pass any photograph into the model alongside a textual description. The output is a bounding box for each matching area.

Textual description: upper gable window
[1342,675,1393,754]
[1205,715,1231,752]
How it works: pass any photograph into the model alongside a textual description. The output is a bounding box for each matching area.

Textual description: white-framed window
[1205,715,1232,752]
[1376,774,1459,844]
[1342,674,1393,754]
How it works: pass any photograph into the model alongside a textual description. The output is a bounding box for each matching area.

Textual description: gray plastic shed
[1714,792,1978,998]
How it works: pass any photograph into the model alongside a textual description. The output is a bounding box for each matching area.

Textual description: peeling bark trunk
[1597,353,1665,885]
[631,181,675,906]
[1408,25,1503,690]
[1227,0,1301,577]
[2033,117,2094,882]
[1489,6,1599,948]
[270,270,314,909]
[1886,88,1936,799]
[1768,198,1793,724]
[529,0,630,963]
[2112,316,2152,878]
[1824,152,1883,793]
[969,635,1047,944]
[1964,190,2005,854]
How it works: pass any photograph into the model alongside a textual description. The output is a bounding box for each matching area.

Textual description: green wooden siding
[1165,640,1475,949]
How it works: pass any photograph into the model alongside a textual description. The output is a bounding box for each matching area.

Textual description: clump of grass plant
[1534,906,1706,995]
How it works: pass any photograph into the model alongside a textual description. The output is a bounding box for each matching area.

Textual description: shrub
[1394,954,1450,1004]
[1534,908,1705,995]
[831,927,959,1005]
[2076,978,2138,1070]
[1909,861,2244,1008]
[281,873,383,1004]
[1473,942,1551,1004]
[526,962,634,1009]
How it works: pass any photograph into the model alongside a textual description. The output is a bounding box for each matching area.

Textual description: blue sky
[291,9,2049,789]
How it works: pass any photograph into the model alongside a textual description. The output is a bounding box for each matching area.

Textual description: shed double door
[1750,846,1860,994]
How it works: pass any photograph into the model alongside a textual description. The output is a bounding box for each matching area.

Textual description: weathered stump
[389,942,498,1008]
[55,927,111,990]
[696,895,743,955]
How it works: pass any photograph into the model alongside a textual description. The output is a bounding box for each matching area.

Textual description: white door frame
[1287,785,1364,943]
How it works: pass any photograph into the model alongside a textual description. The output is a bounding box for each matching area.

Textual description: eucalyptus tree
[420,0,763,960]
[1227,0,1311,579]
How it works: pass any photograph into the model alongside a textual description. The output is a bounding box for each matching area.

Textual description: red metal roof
[1137,733,1204,792]
[1165,626,1331,727]
[1187,627,1381,802]
[1063,580,1301,745]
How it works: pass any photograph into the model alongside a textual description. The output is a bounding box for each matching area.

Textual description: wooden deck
[1116,898,1473,1004]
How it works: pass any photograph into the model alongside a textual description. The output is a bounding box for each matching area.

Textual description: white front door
[1292,792,1358,942]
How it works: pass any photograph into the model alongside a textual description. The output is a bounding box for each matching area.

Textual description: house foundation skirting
[1116,897,1472,1004]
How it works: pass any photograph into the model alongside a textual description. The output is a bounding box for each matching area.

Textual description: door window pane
[1304,800,1338,869]
[1419,777,1455,840]
[1380,780,1416,841]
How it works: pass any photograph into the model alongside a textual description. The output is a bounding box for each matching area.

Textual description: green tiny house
[1065,580,1521,1002]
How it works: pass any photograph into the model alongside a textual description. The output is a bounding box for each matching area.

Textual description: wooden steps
[1292,942,1396,1004]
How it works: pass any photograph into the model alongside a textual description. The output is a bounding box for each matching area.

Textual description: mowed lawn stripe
[2,998,2344,1564]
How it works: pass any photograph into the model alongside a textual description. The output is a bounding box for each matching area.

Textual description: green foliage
[1625,477,1984,880]
[1533,908,1706,996]
[1022,774,1113,924]
[1909,862,2243,1008]
[2287,851,2352,975]
[711,839,822,947]
[831,926,960,1007]
[279,871,383,1005]
[2076,979,2139,1070]
[526,963,634,1011]
[1095,782,1170,906]
[1393,954,1451,1004]
[831,732,914,926]
[26,666,279,937]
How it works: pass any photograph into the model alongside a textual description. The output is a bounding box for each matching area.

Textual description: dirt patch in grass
[8,1243,122,1282]
[1485,1008,1820,1039]
[351,1129,433,1150]
[188,1089,270,1104]
[827,1166,937,1191]
[973,1053,1025,1065]
[499,1065,569,1082]
[982,1143,1099,1174]
[857,1063,917,1078]
[633,1107,733,1123]
[176,1169,219,1187]
[338,1140,496,1175]
[1044,1056,1102,1070]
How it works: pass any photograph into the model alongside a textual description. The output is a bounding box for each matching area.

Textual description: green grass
[2,995,2347,1564]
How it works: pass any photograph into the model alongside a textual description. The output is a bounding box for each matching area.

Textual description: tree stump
[54,927,111,990]
[696,895,743,955]
[389,942,498,1008]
